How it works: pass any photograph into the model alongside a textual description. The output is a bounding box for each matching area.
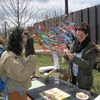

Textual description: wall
[69,5,100,44]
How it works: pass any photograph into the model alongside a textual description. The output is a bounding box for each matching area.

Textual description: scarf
[73,36,91,53]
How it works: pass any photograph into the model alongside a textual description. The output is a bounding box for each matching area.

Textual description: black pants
[70,74,77,85]
[71,74,90,91]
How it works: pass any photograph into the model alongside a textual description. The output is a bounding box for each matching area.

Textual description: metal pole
[65,0,68,14]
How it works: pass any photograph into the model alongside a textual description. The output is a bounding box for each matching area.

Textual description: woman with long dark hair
[0,27,37,100]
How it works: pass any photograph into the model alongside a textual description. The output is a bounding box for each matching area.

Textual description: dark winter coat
[64,41,97,89]
[25,37,35,57]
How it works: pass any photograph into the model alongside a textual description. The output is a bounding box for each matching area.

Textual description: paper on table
[40,87,71,100]
[28,80,45,90]
[94,95,100,100]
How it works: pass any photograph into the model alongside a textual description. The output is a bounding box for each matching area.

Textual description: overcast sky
[0,0,100,28]
[27,0,100,26]
[40,0,100,13]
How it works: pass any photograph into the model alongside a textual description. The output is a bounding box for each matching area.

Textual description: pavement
[23,48,50,54]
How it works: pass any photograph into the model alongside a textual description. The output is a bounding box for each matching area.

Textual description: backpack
[0,48,5,57]
[0,77,9,100]
[0,49,23,100]
[0,49,5,90]
[0,49,9,100]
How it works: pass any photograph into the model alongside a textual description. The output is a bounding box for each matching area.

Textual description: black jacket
[25,37,35,57]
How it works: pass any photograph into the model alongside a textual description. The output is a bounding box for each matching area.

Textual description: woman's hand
[63,49,74,60]
[66,53,74,60]
[63,48,70,53]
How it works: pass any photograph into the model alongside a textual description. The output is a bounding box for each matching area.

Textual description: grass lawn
[92,67,100,94]
[35,54,100,94]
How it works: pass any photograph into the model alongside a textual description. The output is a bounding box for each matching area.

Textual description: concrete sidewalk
[23,48,50,53]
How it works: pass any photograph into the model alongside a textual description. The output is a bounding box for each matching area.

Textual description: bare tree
[0,0,43,28]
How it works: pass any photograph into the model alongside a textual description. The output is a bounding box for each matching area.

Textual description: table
[27,76,98,100]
